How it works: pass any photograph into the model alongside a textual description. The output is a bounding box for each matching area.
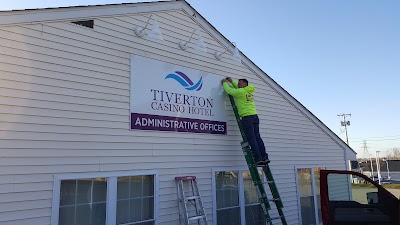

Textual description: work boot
[257,160,266,166]
[262,156,270,164]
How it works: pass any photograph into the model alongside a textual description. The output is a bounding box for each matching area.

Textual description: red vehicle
[320,170,400,225]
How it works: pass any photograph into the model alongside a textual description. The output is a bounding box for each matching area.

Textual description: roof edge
[0,1,182,26]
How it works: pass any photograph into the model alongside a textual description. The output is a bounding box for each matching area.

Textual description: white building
[0,1,356,225]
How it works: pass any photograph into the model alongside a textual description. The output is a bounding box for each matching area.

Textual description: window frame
[295,166,325,225]
[51,171,159,225]
[212,167,265,225]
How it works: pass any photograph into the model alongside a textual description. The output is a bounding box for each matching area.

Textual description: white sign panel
[130,55,227,134]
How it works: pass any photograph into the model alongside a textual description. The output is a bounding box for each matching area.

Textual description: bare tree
[385,147,400,159]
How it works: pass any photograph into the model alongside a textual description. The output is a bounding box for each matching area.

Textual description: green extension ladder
[228,95,287,225]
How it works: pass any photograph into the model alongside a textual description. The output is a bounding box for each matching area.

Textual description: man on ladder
[221,77,270,166]
[220,77,287,225]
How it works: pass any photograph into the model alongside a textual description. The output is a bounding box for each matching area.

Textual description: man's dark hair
[239,79,248,85]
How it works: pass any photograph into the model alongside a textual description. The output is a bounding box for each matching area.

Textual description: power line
[350,134,400,140]
[350,137,400,142]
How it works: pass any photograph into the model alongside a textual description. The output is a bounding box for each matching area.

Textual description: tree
[385,147,400,159]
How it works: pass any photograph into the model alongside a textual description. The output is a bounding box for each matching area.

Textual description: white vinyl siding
[0,3,352,225]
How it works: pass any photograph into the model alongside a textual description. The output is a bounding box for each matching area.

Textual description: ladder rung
[188,215,206,221]
[241,142,250,148]
[267,216,283,221]
[175,176,196,181]
[185,195,200,201]
[262,180,275,184]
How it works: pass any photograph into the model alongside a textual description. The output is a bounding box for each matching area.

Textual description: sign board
[130,55,227,134]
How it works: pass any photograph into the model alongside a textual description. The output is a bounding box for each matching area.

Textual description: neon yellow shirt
[223,81,257,117]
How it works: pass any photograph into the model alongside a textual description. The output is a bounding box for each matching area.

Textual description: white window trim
[51,170,159,225]
[294,166,326,225]
[212,167,264,225]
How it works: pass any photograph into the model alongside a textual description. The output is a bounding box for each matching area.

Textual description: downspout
[344,146,350,171]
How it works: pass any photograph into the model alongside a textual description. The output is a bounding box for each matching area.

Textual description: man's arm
[226,77,238,88]
[223,82,244,97]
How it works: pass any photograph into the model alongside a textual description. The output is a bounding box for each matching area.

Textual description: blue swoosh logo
[165,71,203,91]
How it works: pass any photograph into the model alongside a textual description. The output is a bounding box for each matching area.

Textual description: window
[117,176,155,225]
[243,171,266,225]
[53,172,157,225]
[214,170,265,225]
[59,178,107,225]
[216,171,240,225]
[296,167,324,225]
[327,173,377,204]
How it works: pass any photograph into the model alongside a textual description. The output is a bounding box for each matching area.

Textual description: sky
[1,0,399,158]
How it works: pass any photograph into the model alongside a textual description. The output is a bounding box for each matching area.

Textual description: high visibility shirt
[223,81,257,117]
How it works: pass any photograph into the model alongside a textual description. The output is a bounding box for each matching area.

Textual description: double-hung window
[52,172,157,225]
[296,167,325,225]
[117,176,155,225]
[213,169,266,225]
[59,178,107,225]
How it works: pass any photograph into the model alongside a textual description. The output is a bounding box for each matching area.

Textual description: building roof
[360,160,400,172]
[0,0,357,157]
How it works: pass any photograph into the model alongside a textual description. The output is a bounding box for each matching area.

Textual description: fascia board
[0,1,183,26]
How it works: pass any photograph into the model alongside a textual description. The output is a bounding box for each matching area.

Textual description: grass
[351,183,400,189]
[351,187,376,204]
[381,184,400,189]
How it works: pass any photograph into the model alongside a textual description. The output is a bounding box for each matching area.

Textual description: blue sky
[1,0,399,158]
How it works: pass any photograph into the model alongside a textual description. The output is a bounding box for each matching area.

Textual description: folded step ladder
[175,176,208,225]
[228,94,287,225]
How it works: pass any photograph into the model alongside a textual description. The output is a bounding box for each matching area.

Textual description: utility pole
[338,113,351,144]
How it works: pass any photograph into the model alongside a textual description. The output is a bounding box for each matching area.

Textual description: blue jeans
[241,115,268,161]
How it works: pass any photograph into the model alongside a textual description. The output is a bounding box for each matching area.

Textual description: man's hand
[221,78,227,84]
[226,77,233,83]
